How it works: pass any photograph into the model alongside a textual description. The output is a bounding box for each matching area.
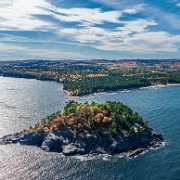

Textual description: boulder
[63,143,78,156]
[41,133,62,152]
[19,132,44,146]
[0,132,44,146]
[0,133,20,144]
[55,130,73,145]
[128,148,145,157]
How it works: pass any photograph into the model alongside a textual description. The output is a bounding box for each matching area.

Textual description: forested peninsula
[0,59,180,96]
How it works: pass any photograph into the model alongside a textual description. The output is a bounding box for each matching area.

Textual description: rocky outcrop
[0,132,44,146]
[0,127,164,157]
[128,148,145,157]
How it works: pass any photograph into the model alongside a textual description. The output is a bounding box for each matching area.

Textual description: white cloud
[0,0,139,31]
[59,19,157,42]
[145,4,180,30]
[0,0,144,32]
[50,8,122,26]
[45,4,144,27]
[0,0,54,31]
[92,0,180,30]
[0,0,179,57]
[94,32,180,53]
[58,18,180,53]
[117,19,158,33]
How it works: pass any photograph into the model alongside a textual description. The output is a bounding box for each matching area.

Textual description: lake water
[0,76,180,180]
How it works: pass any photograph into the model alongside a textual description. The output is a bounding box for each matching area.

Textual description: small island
[0,101,163,157]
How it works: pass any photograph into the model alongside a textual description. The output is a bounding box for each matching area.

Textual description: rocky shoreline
[0,127,164,157]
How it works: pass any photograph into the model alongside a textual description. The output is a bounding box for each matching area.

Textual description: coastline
[0,100,164,158]
[0,75,180,97]
[79,140,166,160]
[0,128,164,158]
[0,72,179,180]
[140,83,180,89]
[71,83,180,98]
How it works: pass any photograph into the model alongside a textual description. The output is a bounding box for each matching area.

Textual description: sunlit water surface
[0,76,180,180]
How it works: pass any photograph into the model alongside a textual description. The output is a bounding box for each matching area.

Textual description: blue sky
[0,0,179,60]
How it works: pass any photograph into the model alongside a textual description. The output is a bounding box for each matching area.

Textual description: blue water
[0,76,180,180]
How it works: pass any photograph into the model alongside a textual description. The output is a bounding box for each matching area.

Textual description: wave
[73,141,167,162]
[140,84,180,90]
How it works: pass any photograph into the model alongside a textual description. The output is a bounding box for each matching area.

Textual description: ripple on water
[0,77,180,180]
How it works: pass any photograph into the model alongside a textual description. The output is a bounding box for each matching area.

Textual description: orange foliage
[94,113,105,122]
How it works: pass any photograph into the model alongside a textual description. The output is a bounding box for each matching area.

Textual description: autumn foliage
[31,100,147,136]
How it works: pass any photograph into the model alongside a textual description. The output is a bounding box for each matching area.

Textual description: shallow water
[0,76,180,180]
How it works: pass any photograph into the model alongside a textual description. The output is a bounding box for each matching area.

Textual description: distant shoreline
[140,83,180,89]
[0,75,180,97]
[70,83,180,97]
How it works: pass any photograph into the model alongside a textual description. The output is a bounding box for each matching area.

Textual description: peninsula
[0,59,180,96]
[0,101,164,157]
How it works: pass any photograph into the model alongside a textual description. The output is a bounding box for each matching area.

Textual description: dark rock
[152,131,164,141]
[0,127,164,157]
[19,132,44,146]
[0,132,44,146]
[55,130,73,145]
[41,133,62,152]
[0,133,20,145]
[128,148,145,157]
